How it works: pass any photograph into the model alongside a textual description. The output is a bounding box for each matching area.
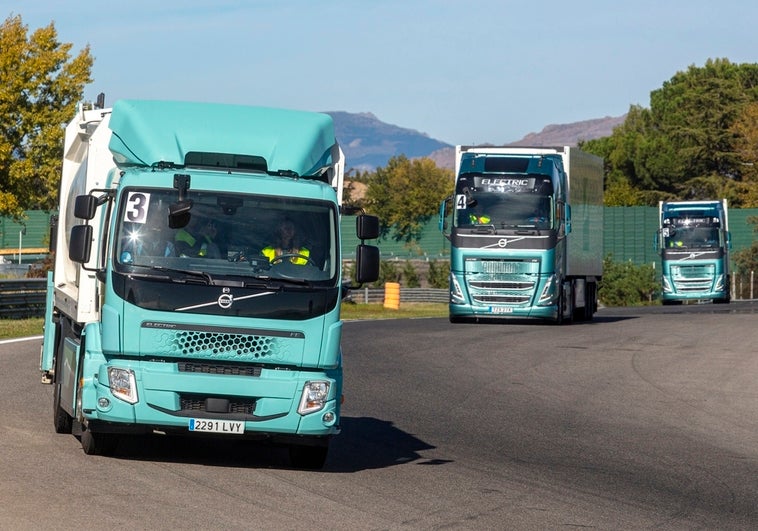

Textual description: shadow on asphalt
[98,416,437,472]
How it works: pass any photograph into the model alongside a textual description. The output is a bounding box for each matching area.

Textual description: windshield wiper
[148,266,214,285]
[251,274,313,287]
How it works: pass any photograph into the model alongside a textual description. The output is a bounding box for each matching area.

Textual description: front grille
[175,331,273,357]
[672,264,714,294]
[474,294,531,304]
[467,275,536,306]
[469,280,532,290]
[180,394,256,415]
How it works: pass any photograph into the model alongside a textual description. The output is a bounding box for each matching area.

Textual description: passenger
[261,218,311,265]
[175,216,221,258]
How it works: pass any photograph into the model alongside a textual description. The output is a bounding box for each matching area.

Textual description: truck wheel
[53,381,73,434]
[289,444,328,469]
[80,429,118,456]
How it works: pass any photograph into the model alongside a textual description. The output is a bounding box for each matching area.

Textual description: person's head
[194,217,217,239]
[276,218,297,245]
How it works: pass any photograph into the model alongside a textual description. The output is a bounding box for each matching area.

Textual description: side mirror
[69,224,93,263]
[355,244,380,284]
[356,214,379,240]
[439,196,452,235]
[169,201,192,229]
[74,195,98,220]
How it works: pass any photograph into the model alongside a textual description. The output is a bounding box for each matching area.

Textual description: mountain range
[326,111,626,171]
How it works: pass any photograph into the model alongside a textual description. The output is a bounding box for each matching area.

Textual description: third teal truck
[656,199,731,304]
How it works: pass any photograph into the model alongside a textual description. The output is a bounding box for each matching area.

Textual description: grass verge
[0,318,44,340]
[340,302,448,320]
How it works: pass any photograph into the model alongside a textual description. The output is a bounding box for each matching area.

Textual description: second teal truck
[440,146,604,323]
[39,99,380,468]
[656,199,731,304]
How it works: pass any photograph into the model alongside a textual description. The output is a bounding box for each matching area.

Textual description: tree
[0,15,93,217]
[364,155,453,244]
[583,59,758,205]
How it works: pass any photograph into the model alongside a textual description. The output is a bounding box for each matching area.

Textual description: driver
[261,218,311,265]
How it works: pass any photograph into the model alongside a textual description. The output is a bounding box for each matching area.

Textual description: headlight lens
[298,381,330,415]
[538,274,558,305]
[450,273,465,304]
[108,367,138,404]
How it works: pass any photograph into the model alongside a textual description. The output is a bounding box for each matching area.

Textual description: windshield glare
[454,192,553,229]
[453,173,554,230]
[113,189,338,284]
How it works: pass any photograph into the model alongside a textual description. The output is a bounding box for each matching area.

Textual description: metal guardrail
[346,287,448,304]
[0,278,46,318]
[0,280,446,318]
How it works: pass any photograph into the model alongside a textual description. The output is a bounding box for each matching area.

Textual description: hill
[328,112,626,171]
[325,111,450,172]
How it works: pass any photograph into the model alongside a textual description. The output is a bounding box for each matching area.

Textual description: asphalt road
[2,302,758,529]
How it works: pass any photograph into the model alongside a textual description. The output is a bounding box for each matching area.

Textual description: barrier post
[383,282,400,310]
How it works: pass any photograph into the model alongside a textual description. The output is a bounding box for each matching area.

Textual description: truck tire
[53,381,73,434]
[289,443,328,469]
[53,323,73,434]
[80,429,118,456]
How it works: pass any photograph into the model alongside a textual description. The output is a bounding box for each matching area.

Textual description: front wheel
[289,444,328,469]
[80,429,118,456]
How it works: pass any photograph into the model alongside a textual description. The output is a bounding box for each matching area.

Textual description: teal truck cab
[39,99,379,468]
[440,146,603,323]
[657,199,730,304]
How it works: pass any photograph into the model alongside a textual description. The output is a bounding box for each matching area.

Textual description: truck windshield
[113,188,339,285]
[663,218,721,249]
[453,173,554,229]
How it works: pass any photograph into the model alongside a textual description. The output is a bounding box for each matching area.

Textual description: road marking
[0,335,43,346]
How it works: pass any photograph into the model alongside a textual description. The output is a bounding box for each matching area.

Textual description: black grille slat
[180,395,256,415]
[178,362,262,377]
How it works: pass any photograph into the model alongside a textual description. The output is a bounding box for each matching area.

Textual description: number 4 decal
[124,192,151,223]
[455,194,467,210]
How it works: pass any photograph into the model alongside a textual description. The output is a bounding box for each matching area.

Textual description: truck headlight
[108,367,138,404]
[450,273,465,304]
[538,274,558,305]
[714,274,724,292]
[298,381,330,415]
[662,276,672,293]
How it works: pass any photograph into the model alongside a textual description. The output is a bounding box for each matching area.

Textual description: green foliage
[0,15,93,217]
[599,255,660,306]
[583,59,758,205]
[401,260,420,287]
[427,260,449,289]
[364,155,453,243]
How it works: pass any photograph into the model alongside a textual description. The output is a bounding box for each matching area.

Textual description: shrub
[401,261,420,287]
[599,255,660,306]
[427,260,449,289]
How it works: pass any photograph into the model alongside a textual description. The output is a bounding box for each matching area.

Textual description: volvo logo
[218,287,233,309]
[498,238,508,248]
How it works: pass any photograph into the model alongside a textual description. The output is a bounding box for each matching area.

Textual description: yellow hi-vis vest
[262,246,310,265]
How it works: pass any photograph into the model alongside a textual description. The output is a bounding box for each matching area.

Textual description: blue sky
[14,1,758,146]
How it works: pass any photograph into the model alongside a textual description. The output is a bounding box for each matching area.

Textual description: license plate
[188,418,245,435]
[491,307,513,314]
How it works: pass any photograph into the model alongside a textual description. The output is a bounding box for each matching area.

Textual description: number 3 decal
[124,192,151,223]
